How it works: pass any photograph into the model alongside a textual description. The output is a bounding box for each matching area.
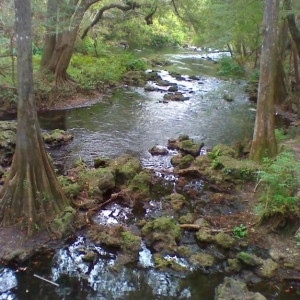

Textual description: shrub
[254,151,300,227]
[218,56,245,78]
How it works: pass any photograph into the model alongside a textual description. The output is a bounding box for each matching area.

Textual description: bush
[255,151,300,227]
[218,56,246,78]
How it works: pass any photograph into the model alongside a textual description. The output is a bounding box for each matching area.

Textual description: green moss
[120,231,141,252]
[78,167,116,191]
[58,176,82,197]
[215,232,235,249]
[237,252,262,266]
[165,193,186,211]
[128,171,151,199]
[153,254,186,271]
[142,216,181,241]
[178,154,194,169]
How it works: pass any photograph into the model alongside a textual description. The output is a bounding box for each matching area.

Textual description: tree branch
[81,2,142,39]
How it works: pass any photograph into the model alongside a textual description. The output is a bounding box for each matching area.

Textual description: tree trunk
[41,28,78,86]
[250,0,279,162]
[0,0,69,236]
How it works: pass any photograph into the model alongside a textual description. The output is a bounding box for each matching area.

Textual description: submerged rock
[215,277,267,300]
[189,252,215,268]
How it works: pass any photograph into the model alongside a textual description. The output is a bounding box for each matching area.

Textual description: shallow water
[1,47,299,300]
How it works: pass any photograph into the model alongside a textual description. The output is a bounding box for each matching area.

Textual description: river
[0,47,297,300]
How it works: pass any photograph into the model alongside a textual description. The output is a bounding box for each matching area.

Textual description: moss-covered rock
[42,129,73,145]
[195,228,215,243]
[254,259,278,278]
[0,121,17,167]
[153,253,187,272]
[50,206,76,238]
[178,154,194,169]
[165,192,186,211]
[93,156,111,168]
[237,252,263,266]
[215,232,235,249]
[226,258,243,273]
[216,277,267,300]
[127,171,151,201]
[89,225,141,258]
[180,139,204,157]
[189,252,215,268]
[78,167,116,193]
[179,213,195,224]
[58,176,82,198]
[112,154,142,184]
[170,154,182,167]
[142,216,181,250]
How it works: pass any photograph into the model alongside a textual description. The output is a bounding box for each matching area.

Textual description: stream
[0,47,297,300]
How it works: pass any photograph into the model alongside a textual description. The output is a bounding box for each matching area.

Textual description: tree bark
[0,0,69,236]
[250,0,279,162]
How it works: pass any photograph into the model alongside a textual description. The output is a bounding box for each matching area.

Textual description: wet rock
[170,154,182,167]
[165,192,186,211]
[43,129,73,145]
[254,258,278,278]
[145,70,161,81]
[123,70,146,86]
[157,80,171,87]
[93,156,111,168]
[127,171,152,201]
[179,213,195,224]
[149,146,168,155]
[168,85,178,92]
[194,218,210,227]
[215,277,267,300]
[142,216,181,250]
[226,258,243,272]
[58,176,82,198]
[148,57,172,67]
[144,85,157,92]
[223,93,234,102]
[163,92,186,101]
[153,253,187,271]
[78,167,116,193]
[195,227,215,243]
[82,250,96,262]
[215,232,235,249]
[50,206,76,238]
[176,246,191,257]
[237,252,263,266]
[112,154,142,184]
[189,75,201,80]
[178,154,194,169]
[189,252,215,268]
[168,136,204,157]
[89,225,141,262]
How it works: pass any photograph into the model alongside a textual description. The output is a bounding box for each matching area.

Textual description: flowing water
[0,47,298,300]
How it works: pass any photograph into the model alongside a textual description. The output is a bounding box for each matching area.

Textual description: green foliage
[254,151,300,221]
[232,224,248,239]
[218,56,246,78]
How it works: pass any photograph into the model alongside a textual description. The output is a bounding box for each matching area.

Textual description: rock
[254,258,278,278]
[42,129,73,145]
[112,154,142,184]
[144,85,157,92]
[215,277,267,300]
[78,167,116,193]
[195,227,215,243]
[127,171,152,201]
[93,156,111,168]
[142,216,181,250]
[82,250,96,262]
[149,146,168,155]
[223,93,234,102]
[170,154,182,167]
[168,85,178,92]
[237,252,263,266]
[163,92,186,101]
[157,80,171,86]
[0,121,17,166]
[145,71,161,81]
[189,252,215,267]
[165,192,186,211]
[50,206,76,238]
[58,176,82,198]
[215,232,235,249]
[153,253,187,271]
[194,218,210,227]
[178,154,194,169]
[180,139,204,157]
[226,258,243,272]
[179,213,195,224]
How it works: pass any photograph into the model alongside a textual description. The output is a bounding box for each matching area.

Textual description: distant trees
[0,0,69,236]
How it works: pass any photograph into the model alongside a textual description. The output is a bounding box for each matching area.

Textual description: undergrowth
[254,150,300,228]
